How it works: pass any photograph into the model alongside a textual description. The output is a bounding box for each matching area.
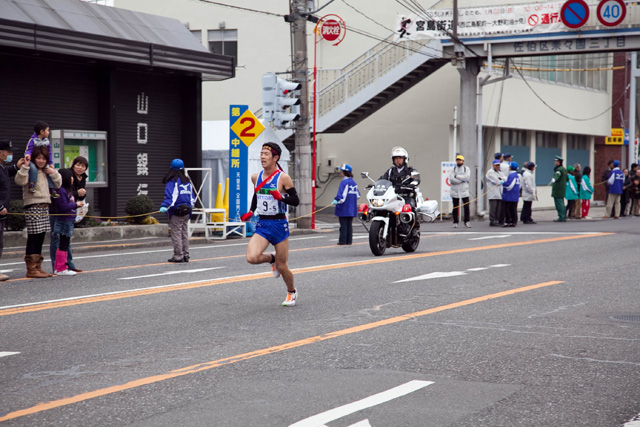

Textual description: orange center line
[0,233,611,317]
[0,280,564,422]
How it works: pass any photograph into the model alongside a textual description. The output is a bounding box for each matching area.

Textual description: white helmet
[391,146,409,162]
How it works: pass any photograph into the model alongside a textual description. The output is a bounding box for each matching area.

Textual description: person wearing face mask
[0,139,25,280]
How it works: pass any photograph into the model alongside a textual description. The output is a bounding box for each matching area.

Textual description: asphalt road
[1,217,639,426]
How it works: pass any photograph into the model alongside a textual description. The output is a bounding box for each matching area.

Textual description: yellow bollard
[223,178,230,221]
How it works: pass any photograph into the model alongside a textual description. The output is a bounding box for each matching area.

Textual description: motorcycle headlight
[372,199,385,207]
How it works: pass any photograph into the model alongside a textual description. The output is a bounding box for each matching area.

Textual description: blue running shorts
[255,219,290,246]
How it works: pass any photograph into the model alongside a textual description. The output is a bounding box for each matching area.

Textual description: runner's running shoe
[271,258,280,278]
[282,290,297,307]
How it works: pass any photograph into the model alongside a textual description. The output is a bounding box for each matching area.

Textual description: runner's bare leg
[274,239,294,292]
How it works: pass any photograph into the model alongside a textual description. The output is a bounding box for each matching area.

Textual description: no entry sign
[561,0,590,29]
[597,0,626,27]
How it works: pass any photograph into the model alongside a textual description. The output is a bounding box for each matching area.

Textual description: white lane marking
[0,269,15,273]
[0,236,327,267]
[468,235,511,240]
[321,420,372,427]
[289,380,433,427]
[396,264,510,283]
[395,271,467,283]
[624,412,640,426]
[0,352,20,358]
[425,231,605,235]
[330,235,369,241]
[118,267,223,280]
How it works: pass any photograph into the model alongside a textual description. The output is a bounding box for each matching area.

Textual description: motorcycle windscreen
[373,179,393,196]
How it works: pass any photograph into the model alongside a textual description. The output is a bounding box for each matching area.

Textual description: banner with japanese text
[229,105,250,221]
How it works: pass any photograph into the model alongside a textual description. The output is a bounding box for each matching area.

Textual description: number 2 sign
[597,0,626,27]
[230,108,265,147]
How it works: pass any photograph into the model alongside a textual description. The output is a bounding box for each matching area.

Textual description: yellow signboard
[606,128,624,145]
[230,109,265,147]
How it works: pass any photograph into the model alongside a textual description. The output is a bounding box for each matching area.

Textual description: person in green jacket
[551,155,567,222]
[565,165,579,219]
[579,166,595,218]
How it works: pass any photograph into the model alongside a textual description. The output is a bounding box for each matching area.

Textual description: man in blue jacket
[605,160,625,218]
[333,164,360,245]
[501,161,521,227]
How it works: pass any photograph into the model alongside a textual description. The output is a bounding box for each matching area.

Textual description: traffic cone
[223,178,230,221]
[211,183,224,224]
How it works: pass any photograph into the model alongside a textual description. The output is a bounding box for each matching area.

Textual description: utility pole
[289,0,312,229]
[453,0,480,218]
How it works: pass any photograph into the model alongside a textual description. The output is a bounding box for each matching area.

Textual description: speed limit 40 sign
[597,0,626,27]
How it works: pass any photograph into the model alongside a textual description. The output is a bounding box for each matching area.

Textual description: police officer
[379,146,420,209]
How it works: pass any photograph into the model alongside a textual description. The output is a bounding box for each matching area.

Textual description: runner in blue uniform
[241,142,300,306]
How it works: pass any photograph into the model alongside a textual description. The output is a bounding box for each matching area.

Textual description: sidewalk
[0,203,616,260]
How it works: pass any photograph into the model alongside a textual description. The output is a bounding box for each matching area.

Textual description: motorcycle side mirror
[411,171,421,180]
[361,172,369,179]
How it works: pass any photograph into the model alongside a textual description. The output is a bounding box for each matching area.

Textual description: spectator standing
[485,159,506,226]
[332,164,360,245]
[572,163,582,219]
[501,161,521,227]
[621,168,631,216]
[449,155,471,228]
[51,169,84,276]
[565,166,579,219]
[160,159,195,263]
[50,156,89,273]
[15,146,61,278]
[520,161,537,224]
[500,153,512,176]
[605,160,624,219]
[601,159,614,217]
[0,139,25,281]
[551,155,568,222]
[630,175,640,216]
[579,166,595,219]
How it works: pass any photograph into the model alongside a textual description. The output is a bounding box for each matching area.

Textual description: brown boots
[24,254,52,278]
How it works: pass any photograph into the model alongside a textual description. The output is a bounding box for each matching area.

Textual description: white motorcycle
[358,171,439,256]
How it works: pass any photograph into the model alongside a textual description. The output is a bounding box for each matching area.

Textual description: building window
[567,134,588,150]
[536,131,559,148]
[501,129,527,146]
[190,30,203,46]
[208,29,238,60]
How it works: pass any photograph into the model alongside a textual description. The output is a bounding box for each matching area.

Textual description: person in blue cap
[605,160,624,218]
[501,161,521,227]
[332,164,360,245]
[160,159,195,262]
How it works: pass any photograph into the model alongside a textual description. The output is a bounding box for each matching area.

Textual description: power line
[194,0,283,17]
[509,58,629,122]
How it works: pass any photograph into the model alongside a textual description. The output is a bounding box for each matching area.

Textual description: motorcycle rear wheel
[369,221,387,256]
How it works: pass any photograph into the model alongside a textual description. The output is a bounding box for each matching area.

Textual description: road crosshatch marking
[0,280,564,422]
[0,233,611,317]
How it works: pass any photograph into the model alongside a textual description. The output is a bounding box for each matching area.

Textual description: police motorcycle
[358,171,439,256]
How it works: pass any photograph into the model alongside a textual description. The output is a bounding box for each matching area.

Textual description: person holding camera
[160,159,195,263]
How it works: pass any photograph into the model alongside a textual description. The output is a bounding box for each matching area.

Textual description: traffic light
[262,73,277,123]
[262,73,302,129]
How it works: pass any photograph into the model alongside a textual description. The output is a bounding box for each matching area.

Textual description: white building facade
[113,0,612,213]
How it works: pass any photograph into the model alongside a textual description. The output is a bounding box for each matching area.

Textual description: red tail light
[358,203,367,212]
[402,204,412,212]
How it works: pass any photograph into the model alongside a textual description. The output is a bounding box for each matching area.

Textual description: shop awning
[0,0,235,80]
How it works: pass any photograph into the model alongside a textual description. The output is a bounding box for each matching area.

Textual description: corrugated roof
[0,0,235,80]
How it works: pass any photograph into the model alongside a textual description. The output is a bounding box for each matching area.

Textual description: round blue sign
[561,0,590,29]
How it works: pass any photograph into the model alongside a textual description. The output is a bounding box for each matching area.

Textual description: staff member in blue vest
[160,159,195,263]
[241,142,300,307]
[501,161,521,227]
[605,160,625,218]
[332,163,360,246]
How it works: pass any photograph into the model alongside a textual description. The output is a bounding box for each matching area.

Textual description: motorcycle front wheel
[369,220,387,256]
[402,228,420,252]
